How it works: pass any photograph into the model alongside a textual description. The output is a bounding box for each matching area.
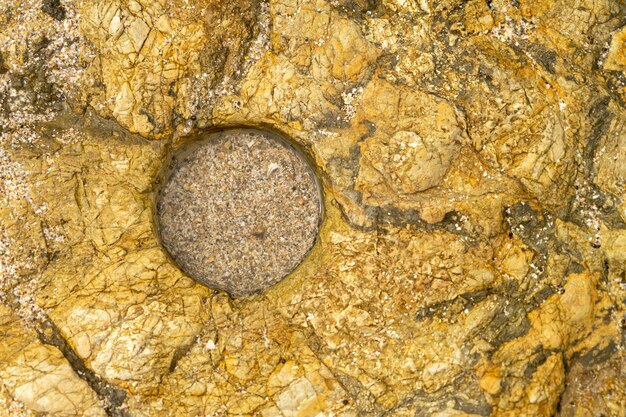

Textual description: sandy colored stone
[0,305,106,416]
[0,0,625,416]
[356,79,466,196]
[79,0,264,137]
[605,25,626,72]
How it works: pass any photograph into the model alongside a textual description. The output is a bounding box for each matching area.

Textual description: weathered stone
[605,25,626,72]
[0,0,625,416]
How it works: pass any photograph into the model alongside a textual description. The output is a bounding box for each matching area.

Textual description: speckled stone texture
[1,0,625,416]
[157,129,322,297]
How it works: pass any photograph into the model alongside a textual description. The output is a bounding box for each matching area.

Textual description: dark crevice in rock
[415,284,532,349]
[605,71,626,107]
[583,96,612,180]
[41,0,66,20]
[0,37,66,126]
[138,107,158,131]
[503,202,556,297]
[0,51,7,74]
[369,205,424,228]
[504,202,554,254]
[565,261,585,275]
[481,298,531,347]
[526,42,558,74]
[306,332,380,416]
[330,0,387,21]
[554,352,569,417]
[453,391,493,417]
[392,379,491,417]
[378,392,419,417]
[566,183,626,234]
[527,283,558,305]
[572,340,617,367]
[334,197,483,241]
[522,347,551,379]
[564,96,626,240]
[334,372,381,416]
[415,287,493,322]
[503,201,600,306]
[33,313,130,417]
[318,110,352,129]
[168,335,200,373]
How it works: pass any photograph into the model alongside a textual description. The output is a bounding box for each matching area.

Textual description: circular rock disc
[155,128,322,297]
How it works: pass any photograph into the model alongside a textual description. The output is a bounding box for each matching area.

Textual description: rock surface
[0,0,625,416]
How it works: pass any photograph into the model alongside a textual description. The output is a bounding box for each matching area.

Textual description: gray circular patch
[155,129,322,297]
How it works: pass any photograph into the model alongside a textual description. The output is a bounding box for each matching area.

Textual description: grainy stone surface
[157,129,322,296]
[0,0,625,416]
[557,350,626,417]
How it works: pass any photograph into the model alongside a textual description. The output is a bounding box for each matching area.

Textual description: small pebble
[156,129,322,297]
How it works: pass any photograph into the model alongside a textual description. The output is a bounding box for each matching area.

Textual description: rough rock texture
[0,0,625,416]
